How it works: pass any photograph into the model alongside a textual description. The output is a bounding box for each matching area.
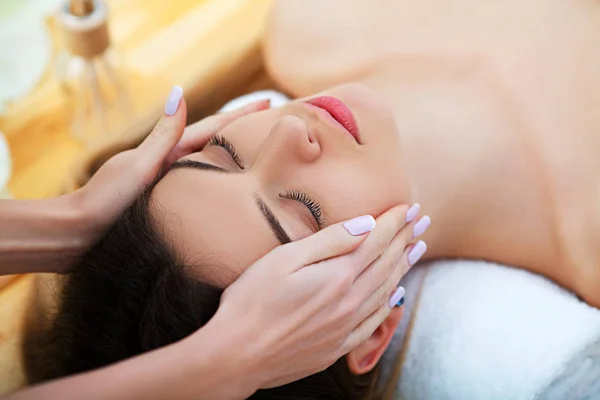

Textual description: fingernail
[408,240,427,266]
[396,296,405,307]
[343,215,376,236]
[406,203,420,222]
[389,286,406,308]
[164,85,183,116]
[413,215,431,238]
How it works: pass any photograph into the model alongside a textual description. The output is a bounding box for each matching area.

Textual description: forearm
[5,319,257,400]
[0,195,91,275]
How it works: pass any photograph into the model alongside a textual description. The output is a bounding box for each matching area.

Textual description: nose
[254,114,322,177]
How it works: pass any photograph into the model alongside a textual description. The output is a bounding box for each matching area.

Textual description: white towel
[393,261,600,400]
[219,90,292,112]
[220,91,600,399]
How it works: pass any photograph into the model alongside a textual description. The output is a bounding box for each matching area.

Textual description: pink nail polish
[164,85,183,116]
[413,215,431,237]
[389,286,406,308]
[406,203,420,222]
[408,241,427,266]
[343,215,376,236]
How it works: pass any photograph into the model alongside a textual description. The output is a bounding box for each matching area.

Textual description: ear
[345,307,404,375]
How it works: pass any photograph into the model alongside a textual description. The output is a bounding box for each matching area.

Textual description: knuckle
[381,252,396,278]
[390,261,406,287]
[376,284,388,309]
[151,118,170,139]
[400,222,416,244]
[320,230,345,254]
[202,115,223,133]
[373,230,388,257]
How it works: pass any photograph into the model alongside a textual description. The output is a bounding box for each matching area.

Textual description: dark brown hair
[22,186,382,399]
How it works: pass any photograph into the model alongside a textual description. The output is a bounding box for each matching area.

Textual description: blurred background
[0,0,275,202]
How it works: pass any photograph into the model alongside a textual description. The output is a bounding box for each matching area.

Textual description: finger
[137,85,188,165]
[352,237,427,325]
[281,215,377,272]
[164,99,271,168]
[342,299,405,354]
[345,204,413,278]
[177,99,271,150]
[348,215,422,314]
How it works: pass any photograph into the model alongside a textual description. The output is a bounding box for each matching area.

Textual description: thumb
[137,85,188,166]
[285,215,376,271]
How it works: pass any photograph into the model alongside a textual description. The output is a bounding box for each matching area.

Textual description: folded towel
[220,90,292,112]
[220,90,600,399]
[392,261,600,400]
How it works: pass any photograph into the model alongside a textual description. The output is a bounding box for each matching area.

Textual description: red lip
[305,96,360,143]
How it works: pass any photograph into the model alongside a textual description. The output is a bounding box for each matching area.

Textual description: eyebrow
[170,159,228,174]
[169,159,292,245]
[254,195,292,244]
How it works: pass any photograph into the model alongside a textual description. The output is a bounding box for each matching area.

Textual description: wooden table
[0,0,274,393]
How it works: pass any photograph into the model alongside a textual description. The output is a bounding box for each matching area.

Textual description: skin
[258,0,600,307]
[152,84,410,286]
[151,84,411,374]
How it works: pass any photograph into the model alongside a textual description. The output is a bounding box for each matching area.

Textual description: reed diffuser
[55,0,132,145]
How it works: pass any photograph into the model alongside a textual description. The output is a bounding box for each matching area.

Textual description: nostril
[306,126,318,144]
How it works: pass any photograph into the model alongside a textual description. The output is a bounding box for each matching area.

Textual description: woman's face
[151,83,409,285]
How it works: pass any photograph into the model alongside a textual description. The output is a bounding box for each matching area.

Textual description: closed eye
[280,190,324,229]
[207,134,245,169]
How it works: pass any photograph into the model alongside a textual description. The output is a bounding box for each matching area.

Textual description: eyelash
[208,134,244,169]
[280,190,324,228]
[207,135,323,229]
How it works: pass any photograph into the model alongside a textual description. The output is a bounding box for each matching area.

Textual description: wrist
[62,191,98,248]
[182,313,260,399]
[42,194,95,272]
[0,196,93,274]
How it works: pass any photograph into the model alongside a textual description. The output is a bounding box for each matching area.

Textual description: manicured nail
[413,215,431,238]
[408,240,427,266]
[343,215,376,236]
[396,296,405,307]
[406,203,420,222]
[389,286,406,308]
[164,85,183,116]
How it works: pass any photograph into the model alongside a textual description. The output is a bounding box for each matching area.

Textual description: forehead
[150,167,279,287]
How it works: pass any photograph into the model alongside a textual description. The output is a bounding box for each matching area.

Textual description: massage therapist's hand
[189,204,428,396]
[67,87,270,271]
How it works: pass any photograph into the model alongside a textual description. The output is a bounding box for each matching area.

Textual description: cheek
[315,162,409,223]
